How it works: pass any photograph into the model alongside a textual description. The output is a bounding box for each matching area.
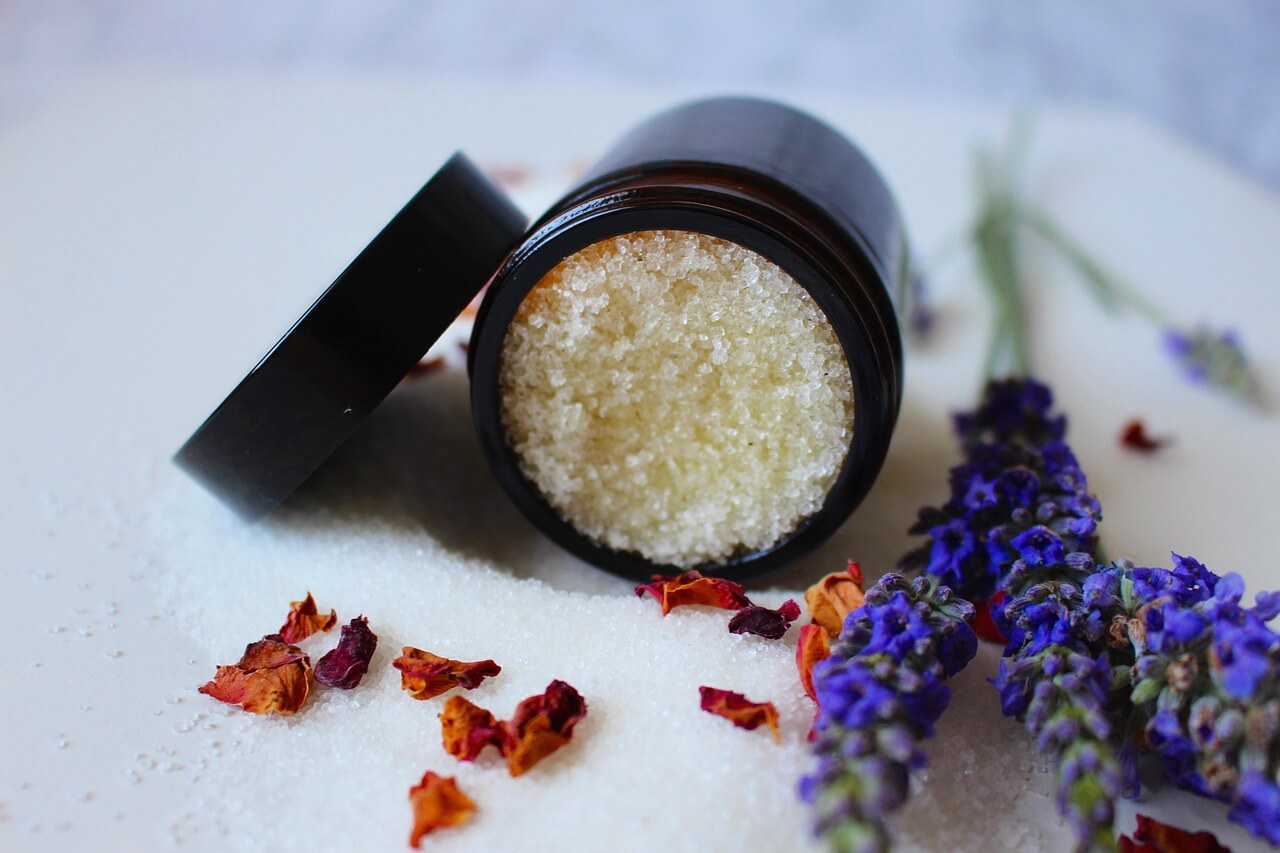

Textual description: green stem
[1021,206,1172,328]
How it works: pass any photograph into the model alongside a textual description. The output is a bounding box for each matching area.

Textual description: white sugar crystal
[499,230,854,567]
[143,348,1081,851]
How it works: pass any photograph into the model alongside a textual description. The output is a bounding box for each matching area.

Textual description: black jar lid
[175,152,528,520]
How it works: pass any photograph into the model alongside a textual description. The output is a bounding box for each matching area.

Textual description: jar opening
[497,229,855,568]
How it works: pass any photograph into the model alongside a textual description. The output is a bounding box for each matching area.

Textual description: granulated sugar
[143,369,1075,852]
[499,230,854,568]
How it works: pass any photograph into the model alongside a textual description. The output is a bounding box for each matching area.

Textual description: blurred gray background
[3,0,1279,192]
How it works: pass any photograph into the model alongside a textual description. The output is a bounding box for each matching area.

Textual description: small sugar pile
[499,230,855,568]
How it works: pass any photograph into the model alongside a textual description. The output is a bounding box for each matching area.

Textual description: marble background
[3,1,1278,193]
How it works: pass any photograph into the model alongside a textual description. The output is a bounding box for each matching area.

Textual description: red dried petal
[973,592,1008,645]
[797,623,832,703]
[278,592,338,645]
[394,647,502,700]
[727,599,801,639]
[634,570,751,615]
[503,679,589,777]
[1118,814,1230,853]
[439,696,507,761]
[314,616,378,689]
[407,771,475,848]
[1120,420,1171,454]
[438,681,589,776]
[699,686,780,743]
[804,565,866,637]
[198,635,313,715]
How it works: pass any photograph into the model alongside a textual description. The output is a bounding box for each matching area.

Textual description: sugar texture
[133,364,1076,851]
[499,230,855,568]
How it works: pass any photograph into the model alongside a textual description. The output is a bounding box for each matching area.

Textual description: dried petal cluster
[198,635,314,716]
[439,680,588,777]
[407,771,476,847]
[394,647,502,700]
[637,569,810,640]
[699,687,780,742]
[635,570,751,615]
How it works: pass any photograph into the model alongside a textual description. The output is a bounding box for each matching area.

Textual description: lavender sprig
[1085,556,1280,845]
[904,378,1124,849]
[802,573,976,853]
[993,539,1128,851]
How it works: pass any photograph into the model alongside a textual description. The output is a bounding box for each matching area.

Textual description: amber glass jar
[469,98,907,580]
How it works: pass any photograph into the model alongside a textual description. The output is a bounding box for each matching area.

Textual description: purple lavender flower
[1089,557,1280,846]
[1163,326,1255,400]
[900,378,1099,601]
[803,574,976,852]
[1231,771,1280,846]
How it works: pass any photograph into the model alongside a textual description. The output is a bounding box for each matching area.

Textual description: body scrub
[499,231,854,568]
[176,97,907,582]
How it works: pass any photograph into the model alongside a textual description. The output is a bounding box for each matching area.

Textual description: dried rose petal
[972,591,1008,645]
[314,616,378,689]
[394,647,501,700]
[405,357,446,381]
[1118,814,1230,853]
[438,681,589,776]
[503,680,589,777]
[699,686,780,743]
[728,599,801,639]
[634,570,751,615]
[198,634,313,715]
[804,561,866,637]
[439,696,507,761]
[796,623,832,703]
[1120,420,1171,454]
[277,592,337,645]
[407,771,475,848]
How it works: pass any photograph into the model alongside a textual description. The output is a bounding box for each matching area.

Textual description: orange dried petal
[394,647,502,700]
[804,562,866,637]
[407,771,475,848]
[198,635,313,715]
[797,623,832,703]
[503,680,588,777]
[439,696,506,761]
[634,570,751,616]
[699,686,780,743]
[1119,814,1230,853]
[278,592,337,645]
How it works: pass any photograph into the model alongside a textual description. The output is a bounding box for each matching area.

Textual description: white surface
[4,2,1279,193]
[1,76,1278,851]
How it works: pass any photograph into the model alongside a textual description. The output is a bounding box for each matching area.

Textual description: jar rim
[469,186,900,581]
